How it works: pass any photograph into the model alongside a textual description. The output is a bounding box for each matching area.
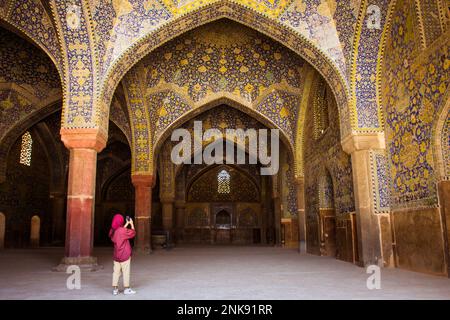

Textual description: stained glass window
[217,169,230,194]
[19,131,32,166]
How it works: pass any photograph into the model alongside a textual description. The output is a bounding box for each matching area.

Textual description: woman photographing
[109,214,137,295]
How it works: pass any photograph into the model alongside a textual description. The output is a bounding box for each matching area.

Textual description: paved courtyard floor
[0,246,449,300]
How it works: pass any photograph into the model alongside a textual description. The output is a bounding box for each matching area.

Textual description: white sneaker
[123,288,136,295]
[112,288,119,295]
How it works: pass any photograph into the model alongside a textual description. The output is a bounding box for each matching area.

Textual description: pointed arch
[0,101,60,183]
[50,0,101,131]
[100,2,351,139]
[351,0,395,131]
[155,95,294,149]
[0,1,63,74]
[0,99,130,184]
[152,96,294,174]
[433,88,450,182]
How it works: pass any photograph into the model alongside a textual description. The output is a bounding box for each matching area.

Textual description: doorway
[213,205,232,244]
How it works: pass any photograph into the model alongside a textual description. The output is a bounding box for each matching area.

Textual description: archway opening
[0,25,63,249]
[318,170,336,257]
[0,112,63,248]
[118,18,349,252]
[303,78,356,263]
[94,121,133,246]
[152,103,295,247]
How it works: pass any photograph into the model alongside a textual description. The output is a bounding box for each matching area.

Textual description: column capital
[131,174,155,188]
[60,128,107,152]
[341,132,385,154]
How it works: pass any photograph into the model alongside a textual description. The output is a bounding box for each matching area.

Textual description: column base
[299,241,306,253]
[53,256,103,272]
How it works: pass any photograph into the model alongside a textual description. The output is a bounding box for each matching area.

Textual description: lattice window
[19,131,32,166]
[313,80,329,139]
[217,169,231,194]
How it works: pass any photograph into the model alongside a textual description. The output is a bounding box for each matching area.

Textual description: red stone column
[55,129,106,271]
[132,174,154,253]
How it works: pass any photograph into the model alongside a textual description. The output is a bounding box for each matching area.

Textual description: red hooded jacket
[109,214,136,262]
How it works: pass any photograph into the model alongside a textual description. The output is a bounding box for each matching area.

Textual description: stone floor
[0,246,449,300]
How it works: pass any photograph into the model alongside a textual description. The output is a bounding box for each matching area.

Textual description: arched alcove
[318,170,336,257]
[155,101,292,246]
[303,76,355,260]
[95,121,133,246]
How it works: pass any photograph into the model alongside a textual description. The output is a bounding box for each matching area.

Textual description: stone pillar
[174,200,186,243]
[159,142,175,239]
[260,203,267,245]
[55,129,106,271]
[161,198,174,232]
[270,173,281,245]
[295,177,306,252]
[30,215,40,248]
[132,174,154,253]
[273,196,282,246]
[259,176,267,244]
[50,191,66,244]
[161,198,174,245]
[342,133,391,267]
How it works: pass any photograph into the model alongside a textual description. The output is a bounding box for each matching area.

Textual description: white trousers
[112,258,131,287]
